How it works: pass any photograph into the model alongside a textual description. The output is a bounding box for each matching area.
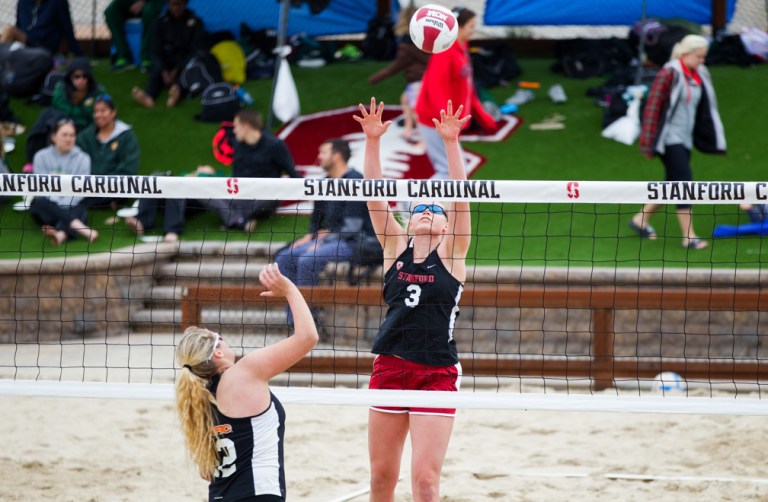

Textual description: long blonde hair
[175,327,221,479]
[670,34,709,60]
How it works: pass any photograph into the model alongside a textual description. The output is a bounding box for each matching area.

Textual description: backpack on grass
[0,44,53,97]
[179,53,222,98]
[198,83,241,123]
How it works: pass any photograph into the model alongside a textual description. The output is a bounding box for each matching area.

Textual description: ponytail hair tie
[183,364,193,371]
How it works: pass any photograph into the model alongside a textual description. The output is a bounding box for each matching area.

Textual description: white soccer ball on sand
[653,372,687,394]
[409,4,459,54]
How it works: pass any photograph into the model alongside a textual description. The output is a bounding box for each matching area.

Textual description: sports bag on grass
[179,53,222,98]
[198,83,241,122]
[0,44,53,97]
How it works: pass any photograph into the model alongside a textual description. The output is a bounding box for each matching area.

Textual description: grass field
[3,56,767,266]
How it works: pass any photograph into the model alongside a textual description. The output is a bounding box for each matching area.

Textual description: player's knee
[412,470,440,502]
[370,467,399,493]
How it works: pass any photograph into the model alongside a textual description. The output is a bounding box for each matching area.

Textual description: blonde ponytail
[670,34,709,60]
[175,327,222,479]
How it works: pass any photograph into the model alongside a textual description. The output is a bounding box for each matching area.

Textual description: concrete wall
[0,243,177,343]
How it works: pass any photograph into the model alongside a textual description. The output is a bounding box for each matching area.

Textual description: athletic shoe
[112,57,129,71]
[548,84,567,104]
[505,89,535,106]
[3,137,15,154]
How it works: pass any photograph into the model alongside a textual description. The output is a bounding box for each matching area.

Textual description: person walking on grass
[630,34,726,250]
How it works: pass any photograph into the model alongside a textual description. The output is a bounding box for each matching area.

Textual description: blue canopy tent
[188,0,399,127]
[188,0,398,38]
[482,0,736,26]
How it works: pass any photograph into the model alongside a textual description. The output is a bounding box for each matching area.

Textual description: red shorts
[368,354,462,416]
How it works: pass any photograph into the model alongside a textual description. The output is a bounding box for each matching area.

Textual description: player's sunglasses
[412,204,447,218]
[207,333,221,360]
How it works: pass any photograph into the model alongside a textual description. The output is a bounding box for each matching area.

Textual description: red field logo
[277,105,493,182]
[276,106,520,213]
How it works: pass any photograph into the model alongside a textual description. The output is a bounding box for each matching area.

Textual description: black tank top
[372,240,463,366]
[208,374,286,501]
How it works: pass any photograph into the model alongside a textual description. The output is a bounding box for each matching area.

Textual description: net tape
[2,174,766,204]
[1,381,766,415]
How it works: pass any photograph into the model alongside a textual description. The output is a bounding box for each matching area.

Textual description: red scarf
[679,59,702,104]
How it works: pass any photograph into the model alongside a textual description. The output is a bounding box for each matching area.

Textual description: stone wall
[0,243,178,343]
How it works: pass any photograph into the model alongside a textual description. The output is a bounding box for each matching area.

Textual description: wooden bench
[181,283,768,390]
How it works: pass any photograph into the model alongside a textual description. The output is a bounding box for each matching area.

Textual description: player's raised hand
[433,100,470,141]
[259,263,295,298]
[353,97,392,139]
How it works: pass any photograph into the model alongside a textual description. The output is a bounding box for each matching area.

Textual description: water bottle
[235,86,254,106]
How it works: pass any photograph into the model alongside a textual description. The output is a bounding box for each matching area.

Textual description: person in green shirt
[105,0,164,70]
[52,58,108,131]
[76,95,140,209]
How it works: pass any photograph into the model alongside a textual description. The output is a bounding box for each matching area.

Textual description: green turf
[4,57,767,266]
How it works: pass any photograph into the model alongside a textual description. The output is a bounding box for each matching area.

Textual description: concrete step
[175,241,288,260]
[155,258,272,281]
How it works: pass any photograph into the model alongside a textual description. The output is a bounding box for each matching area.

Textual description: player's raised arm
[243,264,318,379]
[353,97,406,259]
[434,100,472,261]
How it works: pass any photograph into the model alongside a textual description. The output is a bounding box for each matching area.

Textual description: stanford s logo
[226,178,239,195]
[567,181,580,199]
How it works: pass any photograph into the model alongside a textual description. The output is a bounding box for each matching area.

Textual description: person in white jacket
[29,118,98,245]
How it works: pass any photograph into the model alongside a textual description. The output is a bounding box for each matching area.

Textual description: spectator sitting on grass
[1,0,83,57]
[29,118,98,245]
[52,57,108,131]
[131,0,205,108]
[77,95,140,210]
[104,0,164,71]
[125,110,300,241]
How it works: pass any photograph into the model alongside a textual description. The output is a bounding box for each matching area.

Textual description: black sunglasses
[412,204,447,218]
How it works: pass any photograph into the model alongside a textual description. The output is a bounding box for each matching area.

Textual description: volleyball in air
[653,372,687,394]
[409,4,459,54]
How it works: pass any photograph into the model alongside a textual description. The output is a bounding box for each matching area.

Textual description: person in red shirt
[414,6,497,179]
[368,5,430,143]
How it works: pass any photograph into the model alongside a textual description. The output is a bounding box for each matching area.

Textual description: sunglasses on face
[412,204,447,217]
[71,73,87,80]
[207,333,221,360]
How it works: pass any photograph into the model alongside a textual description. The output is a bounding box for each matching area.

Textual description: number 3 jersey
[208,374,287,502]
[372,240,463,366]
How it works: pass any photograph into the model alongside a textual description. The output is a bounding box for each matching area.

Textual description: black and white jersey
[208,376,286,502]
[372,240,463,366]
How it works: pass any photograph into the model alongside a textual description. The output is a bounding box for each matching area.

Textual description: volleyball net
[0,174,766,414]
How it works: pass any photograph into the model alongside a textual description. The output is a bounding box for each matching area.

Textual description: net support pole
[712,0,728,39]
[267,0,292,130]
[591,308,615,391]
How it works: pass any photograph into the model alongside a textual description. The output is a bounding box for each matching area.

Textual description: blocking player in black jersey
[175,264,318,502]
[354,97,471,502]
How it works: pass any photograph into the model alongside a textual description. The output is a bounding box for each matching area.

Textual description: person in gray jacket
[29,118,98,245]
[631,34,726,250]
